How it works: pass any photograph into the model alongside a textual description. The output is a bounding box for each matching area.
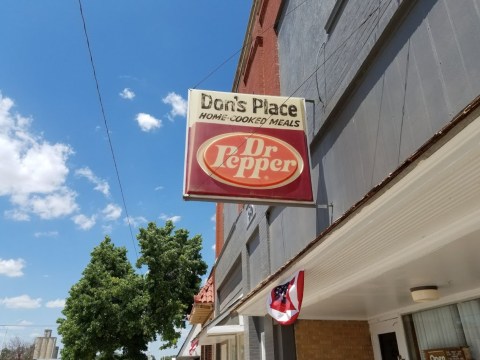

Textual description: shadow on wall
[309,0,441,221]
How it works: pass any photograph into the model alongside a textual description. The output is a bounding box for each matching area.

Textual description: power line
[188,0,393,193]
[78,0,139,260]
[194,0,389,93]
[78,0,392,224]
[192,0,312,89]
[290,0,392,98]
[0,325,57,328]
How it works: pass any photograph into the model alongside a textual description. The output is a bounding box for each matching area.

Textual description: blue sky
[0,1,251,356]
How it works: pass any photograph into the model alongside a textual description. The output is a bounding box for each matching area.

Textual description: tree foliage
[58,236,148,359]
[136,221,208,348]
[57,221,207,359]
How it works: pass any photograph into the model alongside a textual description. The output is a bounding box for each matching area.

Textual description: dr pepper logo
[197,133,304,189]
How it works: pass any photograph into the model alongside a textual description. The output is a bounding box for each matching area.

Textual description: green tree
[58,221,207,358]
[58,237,149,360]
[136,221,207,348]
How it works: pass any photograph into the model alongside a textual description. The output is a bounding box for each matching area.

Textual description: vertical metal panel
[280,207,317,263]
[409,12,447,136]
[276,0,480,220]
[445,0,480,92]
[427,0,473,115]
[267,205,316,274]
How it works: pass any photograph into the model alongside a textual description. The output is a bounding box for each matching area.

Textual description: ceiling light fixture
[410,285,439,303]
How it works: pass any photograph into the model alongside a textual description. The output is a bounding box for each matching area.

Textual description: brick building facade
[181,0,480,359]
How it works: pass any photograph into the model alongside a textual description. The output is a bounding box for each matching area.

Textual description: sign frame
[183,89,314,206]
[423,347,472,360]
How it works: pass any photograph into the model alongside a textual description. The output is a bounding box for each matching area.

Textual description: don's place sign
[183,89,313,205]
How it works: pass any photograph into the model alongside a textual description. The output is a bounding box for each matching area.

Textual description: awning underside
[235,113,480,320]
[198,325,244,345]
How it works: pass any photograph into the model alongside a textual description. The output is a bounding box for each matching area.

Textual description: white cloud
[0,138,72,195]
[154,186,164,191]
[45,298,65,308]
[124,216,147,228]
[211,213,216,231]
[76,167,110,197]
[162,92,187,120]
[119,88,135,100]
[4,209,30,221]
[169,215,181,223]
[102,224,113,234]
[102,203,122,221]
[159,213,181,223]
[4,320,33,330]
[135,113,162,132]
[34,231,59,238]
[19,320,33,329]
[18,189,78,219]
[0,93,78,220]
[72,214,96,230]
[30,331,42,339]
[0,295,41,309]
[212,244,216,252]
[0,258,25,277]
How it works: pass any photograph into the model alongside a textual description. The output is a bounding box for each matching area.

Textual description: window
[246,204,255,227]
[247,230,262,289]
[217,257,242,311]
[404,298,480,360]
[253,317,266,360]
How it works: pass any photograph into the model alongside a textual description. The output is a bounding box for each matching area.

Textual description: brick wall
[294,320,374,360]
[215,203,224,258]
[236,0,282,96]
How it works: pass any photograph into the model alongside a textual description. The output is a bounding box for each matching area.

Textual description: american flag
[266,270,304,325]
[273,283,290,304]
[189,338,199,356]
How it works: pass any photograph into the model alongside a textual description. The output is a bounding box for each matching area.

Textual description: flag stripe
[266,270,304,325]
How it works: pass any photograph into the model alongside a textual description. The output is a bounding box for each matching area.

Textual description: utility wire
[79,0,392,221]
[78,0,138,260]
[193,50,244,90]
[75,0,312,264]
[188,0,392,193]
[291,0,392,98]
[192,0,312,89]
[0,325,58,328]
[194,0,390,93]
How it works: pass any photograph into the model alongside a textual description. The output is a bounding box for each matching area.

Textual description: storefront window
[403,299,480,360]
[228,337,237,359]
[225,335,244,360]
[237,334,245,360]
[457,300,480,360]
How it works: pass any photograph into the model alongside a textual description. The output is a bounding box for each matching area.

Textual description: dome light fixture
[410,285,439,303]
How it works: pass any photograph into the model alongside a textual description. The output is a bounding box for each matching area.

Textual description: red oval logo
[197,133,304,189]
